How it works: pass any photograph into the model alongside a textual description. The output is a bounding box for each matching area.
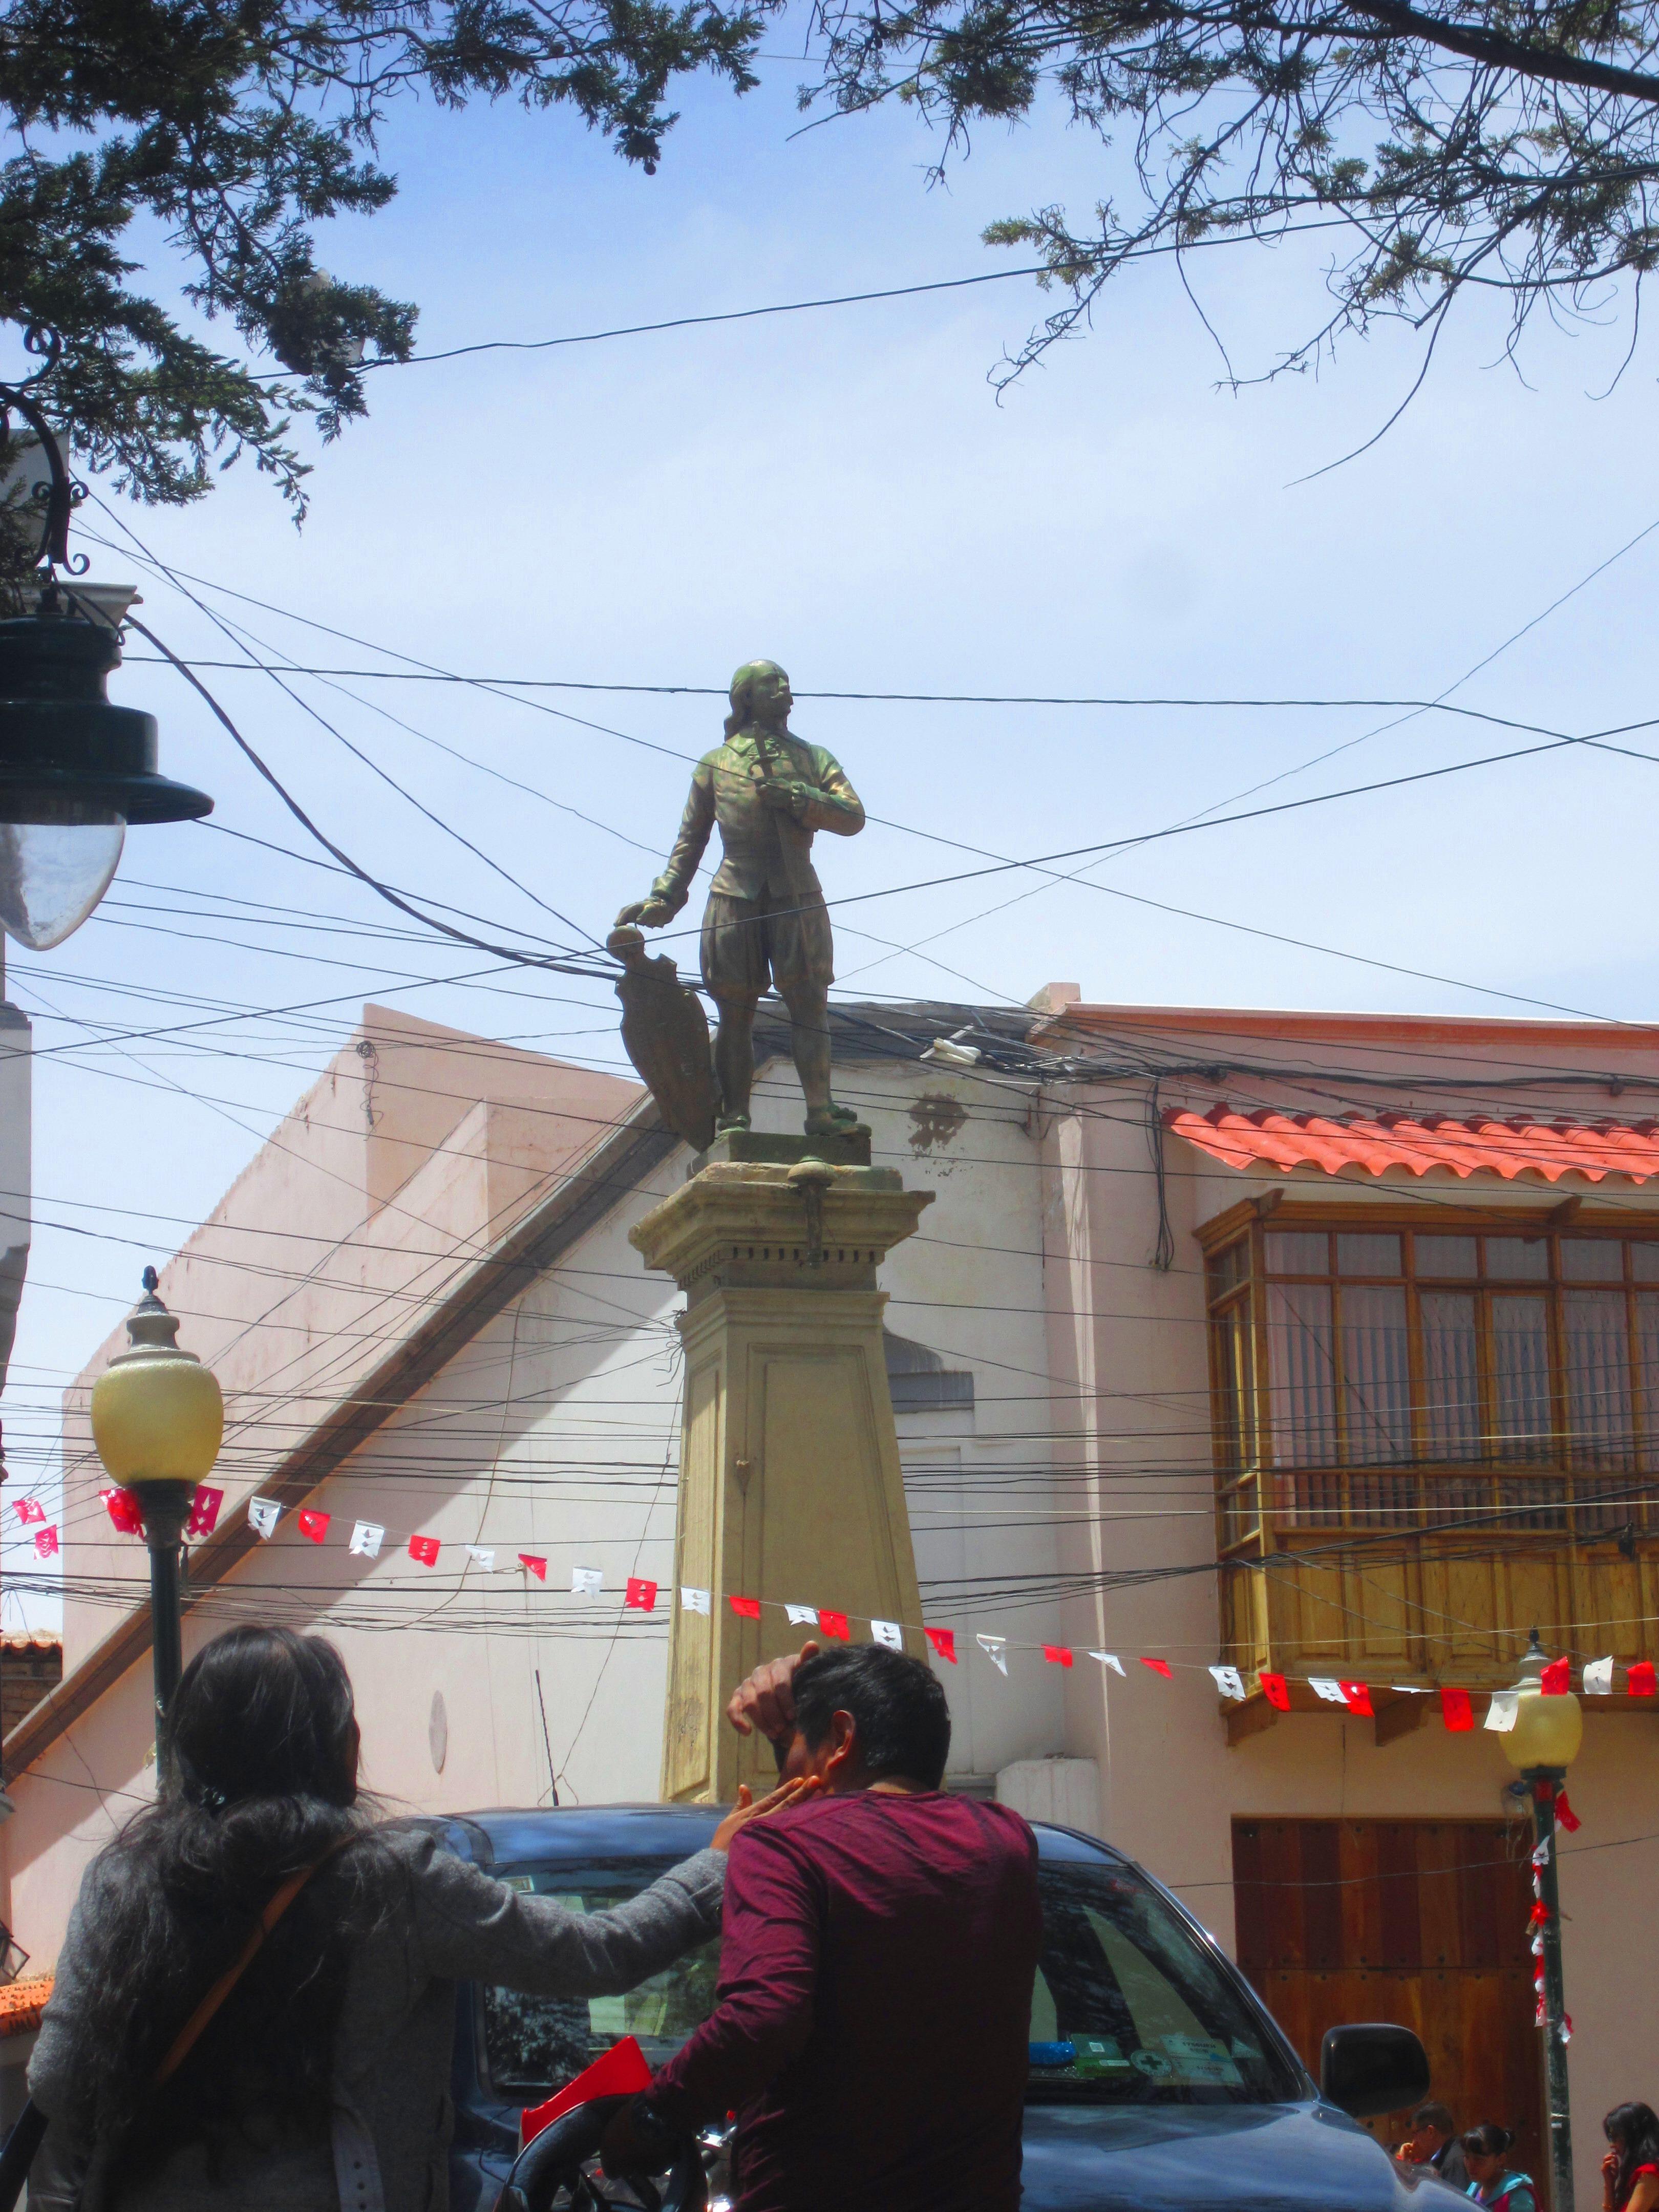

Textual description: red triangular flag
[1555,1789,1582,1833]
[1540,1655,1571,1695]
[818,1610,848,1641]
[1044,1645,1074,1668]
[1139,1656,1172,1677]
[1441,1686,1474,1731]
[1628,1660,1656,1697]
[924,1627,957,1664]
[625,1577,657,1611]
[1260,1671,1291,1711]
[728,1594,760,1620]
[520,2034,653,2148]
[519,1554,547,1581]
[1340,1681,1373,1717]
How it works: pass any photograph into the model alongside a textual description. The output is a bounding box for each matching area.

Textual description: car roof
[429,1802,1130,1870]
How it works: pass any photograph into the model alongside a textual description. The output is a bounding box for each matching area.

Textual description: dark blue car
[438,1803,1463,2212]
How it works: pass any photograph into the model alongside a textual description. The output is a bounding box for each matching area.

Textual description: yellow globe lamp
[90,1268,223,1764]
[1503,1627,1584,1776]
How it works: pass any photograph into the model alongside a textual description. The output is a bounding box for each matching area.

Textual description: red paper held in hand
[408,1535,440,1567]
[625,1578,657,1612]
[817,1610,848,1642]
[728,1594,761,1620]
[520,2035,653,2149]
[1441,1686,1474,1731]
[924,1627,958,1664]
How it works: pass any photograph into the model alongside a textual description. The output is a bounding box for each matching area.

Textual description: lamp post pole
[140,1479,195,1775]
[1527,1770,1574,2212]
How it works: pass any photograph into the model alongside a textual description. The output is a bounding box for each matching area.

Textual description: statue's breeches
[701,889,834,997]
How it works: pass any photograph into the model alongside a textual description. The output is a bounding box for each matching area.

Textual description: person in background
[601,1643,1042,2211]
[1602,2102,1659,2212]
[1460,2124,1536,2211]
[1394,2103,1469,2191]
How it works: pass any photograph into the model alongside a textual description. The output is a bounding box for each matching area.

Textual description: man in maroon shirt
[603,1644,1041,2211]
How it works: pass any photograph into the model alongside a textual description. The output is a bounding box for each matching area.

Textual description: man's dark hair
[791,1646,951,1789]
[1412,2104,1455,2136]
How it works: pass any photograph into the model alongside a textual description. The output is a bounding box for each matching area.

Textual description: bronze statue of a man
[615,659,864,1137]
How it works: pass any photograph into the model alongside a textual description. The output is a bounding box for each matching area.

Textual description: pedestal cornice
[630,1160,932,1299]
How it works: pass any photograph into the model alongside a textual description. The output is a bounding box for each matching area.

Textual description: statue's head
[726,658,792,737]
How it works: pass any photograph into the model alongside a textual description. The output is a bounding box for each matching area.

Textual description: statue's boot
[716,1112,752,1135]
[804,1102,861,1137]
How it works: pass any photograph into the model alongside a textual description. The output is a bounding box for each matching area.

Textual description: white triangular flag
[1531,1829,1552,1867]
[1209,1665,1247,1700]
[977,1633,1008,1676]
[785,1604,819,1627]
[1309,1677,1347,1704]
[349,1521,384,1559]
[680,1586,711,1615]
[871,1620,904,1651]
[248,1496,281,1540]
[466,1546,495,1572]
[1089,1650,1126,1676]
[1486,1690,1520,1733]
[571,1566,603,1598]
[1583,1655,1614,1693]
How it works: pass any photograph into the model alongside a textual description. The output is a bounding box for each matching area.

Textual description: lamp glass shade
[1504,1640,1584,1772]
[0,812,124,948]
[91,1346,223,1486]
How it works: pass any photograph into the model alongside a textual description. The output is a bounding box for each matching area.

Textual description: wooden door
[1233,1819,1545,2199]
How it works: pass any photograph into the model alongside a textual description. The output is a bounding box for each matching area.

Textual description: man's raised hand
[725,1641,819,1743]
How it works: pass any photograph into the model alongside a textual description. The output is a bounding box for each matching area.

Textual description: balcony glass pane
[1484,1236,1549,1282]
[1264,1231,1329,1275]
[1561,1238,1624,1283]
[1211,1305,1253,1474]
[1340,1284,1412,1464]
[1421,1291,1481,1459]
[1563,1288,1633,1469]
[1491,1295,1554,1460]
[1633,1243,1659,1284]
[1335,1233,1402,1277]
[1414,1235,1478,1278]
[1266,1283,1336,1469]
[1634,1294,1659,1474]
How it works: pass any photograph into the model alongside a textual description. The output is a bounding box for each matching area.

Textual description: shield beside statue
[607,926,718,1155]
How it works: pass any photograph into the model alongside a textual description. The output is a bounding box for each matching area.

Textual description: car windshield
[476,1848,1304,2108]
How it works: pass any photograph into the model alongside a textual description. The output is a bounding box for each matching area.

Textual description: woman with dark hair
[1460,2125,1536,2211]
[1602,2102,1659,2212]
[25,1626,801,2211]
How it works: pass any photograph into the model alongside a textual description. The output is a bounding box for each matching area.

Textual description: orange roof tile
[1165,1105,1659,1185]
[0,1974,52,2038]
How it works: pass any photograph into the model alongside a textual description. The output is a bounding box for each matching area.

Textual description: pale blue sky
[7,40,1659,1618]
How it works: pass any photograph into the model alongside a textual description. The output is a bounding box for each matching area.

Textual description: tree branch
[1339,0,1659,103]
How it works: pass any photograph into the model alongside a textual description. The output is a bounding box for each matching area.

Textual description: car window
[474,1848,1303,2108]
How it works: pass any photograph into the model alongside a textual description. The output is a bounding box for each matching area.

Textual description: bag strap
[153,1831,356,2089]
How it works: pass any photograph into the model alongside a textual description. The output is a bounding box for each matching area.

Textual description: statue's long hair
[58,1626,399,2180]
[725,658,780,738]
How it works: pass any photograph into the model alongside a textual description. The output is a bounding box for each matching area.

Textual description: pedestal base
[631,1159,932,1803]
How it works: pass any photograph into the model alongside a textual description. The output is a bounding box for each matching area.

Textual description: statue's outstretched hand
[615,897,672,928]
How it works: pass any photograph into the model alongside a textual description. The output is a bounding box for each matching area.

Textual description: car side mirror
[1319,2023,1431,2119]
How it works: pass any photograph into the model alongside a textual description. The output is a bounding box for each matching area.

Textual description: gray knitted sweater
[27,1825,725,2212]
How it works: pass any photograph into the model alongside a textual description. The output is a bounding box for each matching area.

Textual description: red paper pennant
[100,1488,143,1535]
[924,1627,958,1664]
[728,1594,761,1620]
[186,1485,223,1537]
[818,1610,848,1641]
[1540,1655,1571,1695]
[520,2035,653,2148]
[1628,1660,1657,1697]
[1260,1671,1291,1711]
[1340,1681,1373,1717]
[518,1554,547,1581]
[1139,1656,1172,1678]
[1529,1900,1550,1927]
[33,1526,57,1560]
[1555,1789,1582,1833]
[12,1498,44,1526]
[626,1577,657,1612]
[1441,1686,1474,1731]
[297,1509,331,1545]
[408,1535,440,1567]
[1044,1645,1074,1668]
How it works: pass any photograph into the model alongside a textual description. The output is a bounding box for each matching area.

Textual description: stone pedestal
[631,1145,933,1803]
